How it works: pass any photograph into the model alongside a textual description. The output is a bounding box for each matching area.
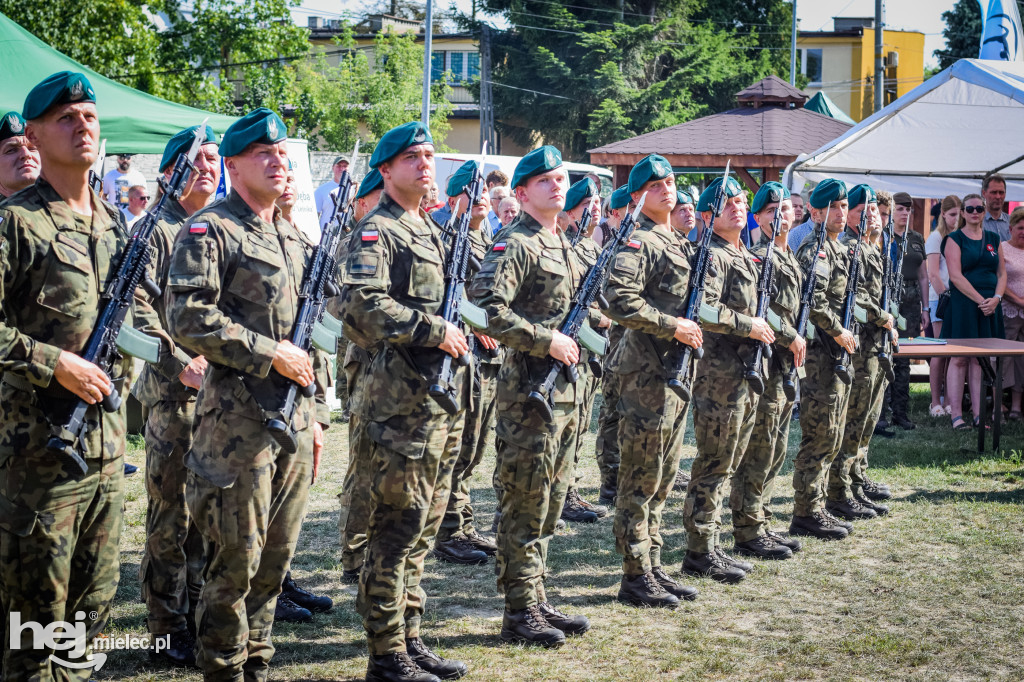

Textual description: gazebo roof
[735,74,808,106]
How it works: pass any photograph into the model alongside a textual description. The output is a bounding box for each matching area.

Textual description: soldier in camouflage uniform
[0,71,172,680]
[336,122,470,682]
[433,160,500,566]
[825,185,895,521]
[601,154,703,606]
[469,146,594,649]
[0,112,40,200]
[667,188,696,492]
[789,178,859,542]
[166,108,327,681]
[728,182,805,561]
[131,124,220,664]
[681,175,775,584]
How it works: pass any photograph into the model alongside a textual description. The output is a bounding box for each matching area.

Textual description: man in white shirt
[102,153,147,208]
[120,184,148,227]
[315,155,348,227]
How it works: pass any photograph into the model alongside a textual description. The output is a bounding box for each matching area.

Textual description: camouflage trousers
[438,360,498,542]
[613,371,689,575]
[829,349,887,501]
[357,410,464,655]
[494,401,579,610]
[334,336,351,415]
[187,410,312,681]
[571,363,600,485]
[595,370,621,479]
[338,414,374,574]
[140,401,204,637]
[730,368,795,543]
[684,371,757,553]
[792,342,852,516]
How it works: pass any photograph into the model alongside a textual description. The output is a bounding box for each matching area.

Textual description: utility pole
[790,0,797,85]
[479,24,495,153]
[874,0,885,112]
[421,0,433,125]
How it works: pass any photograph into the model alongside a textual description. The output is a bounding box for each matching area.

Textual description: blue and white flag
[978,0,1024,61]
[215,156,229,199]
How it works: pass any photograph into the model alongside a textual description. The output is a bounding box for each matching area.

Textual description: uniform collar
[710,230,744,254]
[377,190,432,236]
[226,189,282,234]
[636,211,675,240]
[35,176,114,235]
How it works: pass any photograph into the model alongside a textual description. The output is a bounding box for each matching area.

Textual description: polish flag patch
[627,239,642,249]
[189,222,208,234]
[818,250,827,259]
[751,256,762,263]
[493,242,506,252]
[362,230,379,242]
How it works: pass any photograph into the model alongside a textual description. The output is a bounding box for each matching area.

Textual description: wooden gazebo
[588,75,853,192]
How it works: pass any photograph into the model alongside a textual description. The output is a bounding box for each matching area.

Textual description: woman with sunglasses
[941,193,1007,430]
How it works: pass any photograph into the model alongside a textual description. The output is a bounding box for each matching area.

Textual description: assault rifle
[743,205,783,395]
[783,204,832,401]
[665,162,732,402]
[525,193,648,422]
[88,138,106,196]
[877,212,897,382]
[46,123,208,475]
[569,196,598,247]
[834,206,868,385]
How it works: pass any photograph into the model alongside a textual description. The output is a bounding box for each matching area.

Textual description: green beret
[627,154,673,194]
[219,107,287,158]
[809,178,848,209]
[847,184,877,209]
[356,168,383,200]
[750,181,791,215]
[512,145,562,189]
[565,178,597,212]
[446,160,479,198]
[696,176,745,213]
[159,124,217,173]
[676,189,693,206]
[23,71,95,121]
[0,112,26,141]
[369,121,433,169]
[610,185,632,210]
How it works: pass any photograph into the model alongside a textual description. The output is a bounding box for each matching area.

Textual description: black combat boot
[861,478,893,500]
[766,530,802,552]
[432,536,489,565]
[821,508,854,531]
[672,468,690,491]
[274,594,313,623]
[651,567,698,601]
[826,498,878,521]
[341,567,361,584]
[734,535,794,560]
[598,468,618,506]
[149,629,196,667]
[366,651,440,682]
[567,488,608,518]
[789,512,849,541]
[617,572,680,608]
[282,572,333,613]
[538,602,591,635]
[853,486,890,516]
[405,637,468,680]
[462,529,498,555]
[561,489,598,524]
[500,605,565,648]
[892,414,916,430]
[715,546,753,573]
[682,551,746,584]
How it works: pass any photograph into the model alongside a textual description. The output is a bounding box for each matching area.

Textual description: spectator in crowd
[942,193,1007,430]
[120,183,148,228]
[1002,207,1024,419]
[982,173,1010,241]
[791,192,805,226]
[315,155,348,226]
[585,171,602,195]
[489,185,509,232]
[421,181,444,213]
[102,153,147,209]
[485,169,508,190]
[787,191,815,250]
[277,167,298,224]
[497,195,519,226]
[926,195,961,417]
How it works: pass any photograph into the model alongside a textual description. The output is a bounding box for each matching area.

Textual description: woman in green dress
[941,193,1008,429]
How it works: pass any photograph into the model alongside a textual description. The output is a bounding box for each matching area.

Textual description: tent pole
[422,0,433,125]
[874,0,884,113]
[790,0,798,85]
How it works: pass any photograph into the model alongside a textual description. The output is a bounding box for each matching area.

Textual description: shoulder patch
[189,222,208,234]
[818,250,827,259]
[493,242,506,252]
[627,239,642,249]
[362,230,379,242]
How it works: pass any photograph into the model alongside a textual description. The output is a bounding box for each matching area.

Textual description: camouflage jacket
[841,230,890,352]
[336,191,466,423]
[750,238,802,350]
[132,198,199,407]
[468,211,595,407]
[468,225,503,366]
[797,225,850,341]
[166,190,327,436]
[697,231,762,375]
[602,213,695,375]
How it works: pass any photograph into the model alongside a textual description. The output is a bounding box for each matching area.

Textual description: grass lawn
[102,384,1024,681]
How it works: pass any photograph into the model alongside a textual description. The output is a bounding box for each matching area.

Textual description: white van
[433,152,613,203]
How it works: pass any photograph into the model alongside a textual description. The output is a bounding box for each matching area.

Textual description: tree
[934,0,983,70]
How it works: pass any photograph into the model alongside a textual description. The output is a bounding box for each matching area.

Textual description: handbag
[935,290,951,320]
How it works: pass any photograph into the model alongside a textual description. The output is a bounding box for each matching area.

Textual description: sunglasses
[963,205,985,214]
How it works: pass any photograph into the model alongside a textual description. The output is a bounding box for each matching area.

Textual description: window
[799,48,823,84]
[430,52,445,82]
[429,51,481,84]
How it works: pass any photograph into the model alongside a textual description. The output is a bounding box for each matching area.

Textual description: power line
[503,7,793,35]
[505,21,790,49]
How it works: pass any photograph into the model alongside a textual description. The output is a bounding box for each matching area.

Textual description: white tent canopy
[786,59,1024,199]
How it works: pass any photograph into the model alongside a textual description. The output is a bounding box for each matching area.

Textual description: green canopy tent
[0,12,237,153]
[803,92,856,125]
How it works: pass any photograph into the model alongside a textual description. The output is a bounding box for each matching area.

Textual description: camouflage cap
[696,176,745,212]
[750,181,791,214]
[446,159,479,197]
[609,184,632,210]
[565,177,597,212]
[0,112,26,141]
[847,183,877,209]
[23,71,96,121]
[219,107,287,158]
[511,145,562,189]
[160,124,218,173]
[369,121,433,169]
[356,168,384,200]
[676,189,694,206]
[627,153,674,194]
[809,178,848,209]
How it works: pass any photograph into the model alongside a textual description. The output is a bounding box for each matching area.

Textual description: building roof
[735,75,807,106]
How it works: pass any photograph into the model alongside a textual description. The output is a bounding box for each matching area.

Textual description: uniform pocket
[227,235,284,304]
[37,235,94,318]
[407,241,445,301]
[366,418,428,460]
[658,249,691,297]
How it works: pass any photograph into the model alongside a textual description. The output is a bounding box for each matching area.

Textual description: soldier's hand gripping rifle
[427,145,492,415]
[877,212,897,382]
[525,193,648,422]
[833,206,868,385]
[783,203,831,401]
[46,122,209,475]
[743,205,783,395]
[665,162,732,402]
